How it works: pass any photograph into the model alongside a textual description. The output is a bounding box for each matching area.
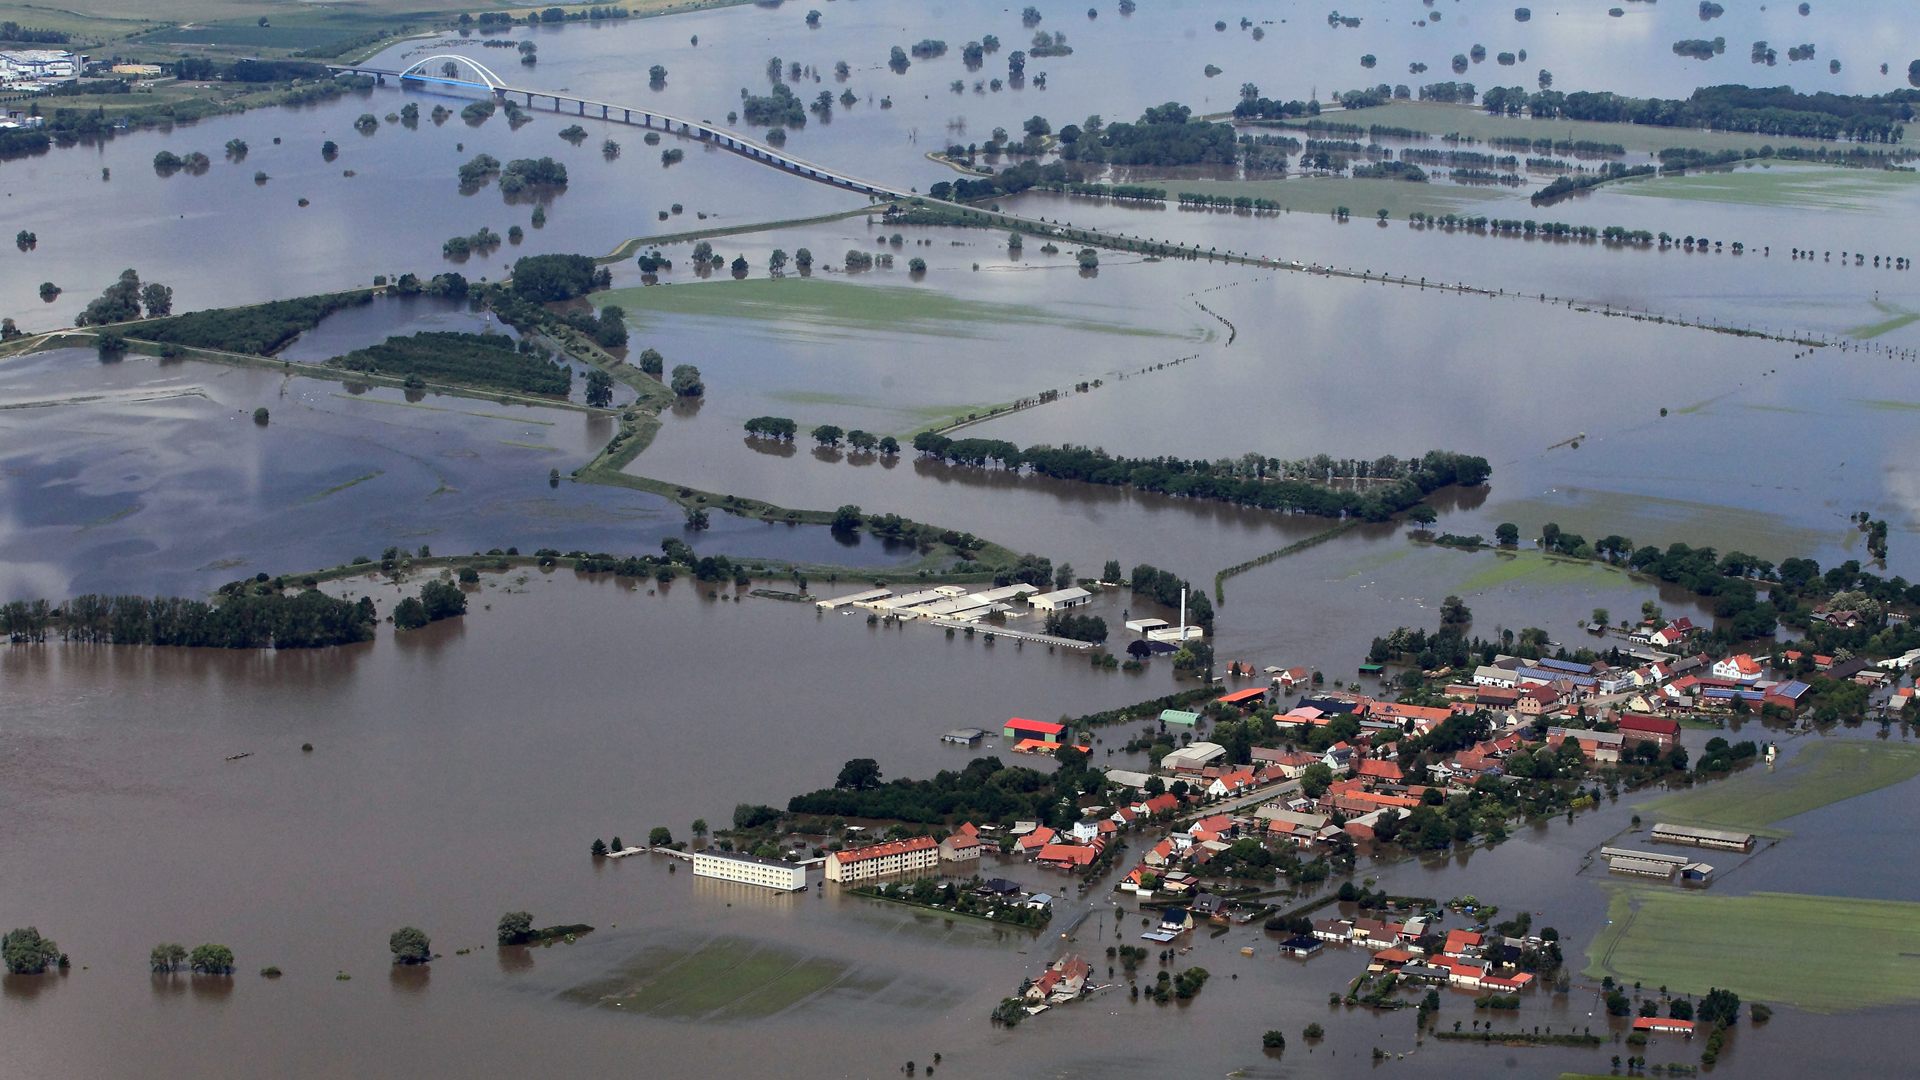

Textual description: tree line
[4,584,376,649]
[328,331,572,396]
[908,434,1491,524]
[788,753,1105,828]
[1482,83,1914,142]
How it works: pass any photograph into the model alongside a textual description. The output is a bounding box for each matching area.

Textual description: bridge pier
[601,104,608,119]
[577,100,585,115]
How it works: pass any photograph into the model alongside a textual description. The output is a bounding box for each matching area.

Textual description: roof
[1037,843,1099,865]
[831,835,938,864]
[1634,1018,1695,1032]
[1005,717,1067,735]
[1160,709,1203,725]
[1218,687,1268,704]
[1033,586,1091,604]
[1356,759,1404,781]
[1618,714,1680,736]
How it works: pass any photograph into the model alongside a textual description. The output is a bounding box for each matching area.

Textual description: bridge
[329,54,913,202]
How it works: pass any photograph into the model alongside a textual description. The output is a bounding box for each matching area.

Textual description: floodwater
[0,568,1913,1080]
[0,344,914,599]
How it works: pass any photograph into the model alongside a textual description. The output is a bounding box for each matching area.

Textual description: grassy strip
[1635,741,1920,835]
[600,205,882,263]
[1433,1031,1604,1047]
[1585,886,1920,1013]
[1213,520,1363,601]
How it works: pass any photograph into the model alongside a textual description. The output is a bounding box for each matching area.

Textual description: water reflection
[389,965,431,995]
[496,946,535,974]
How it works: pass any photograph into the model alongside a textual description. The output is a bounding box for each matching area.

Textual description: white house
[1711,654,1763,684]
[1472,665,1518,688]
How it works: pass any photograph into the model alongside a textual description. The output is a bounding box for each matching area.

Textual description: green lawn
[1606,164,1920,213]
[1635,741,1920,836]
[1585,887,1920,1012]
[1456,549,1639,593]
[599,276,1183,340]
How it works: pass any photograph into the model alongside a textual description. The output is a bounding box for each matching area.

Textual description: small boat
[225,752,251,761]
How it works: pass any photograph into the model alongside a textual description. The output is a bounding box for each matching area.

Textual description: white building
[1161,741,1227,773]
[824,835,940,882]
[692,850,809,891]
[0,51,79,82]
[1030,587,1091,611]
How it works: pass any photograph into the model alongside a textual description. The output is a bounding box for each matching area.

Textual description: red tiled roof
[1005,717,1066,735]
[832,835,938,864]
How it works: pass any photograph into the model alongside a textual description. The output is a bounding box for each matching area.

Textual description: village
[648,595,1918,1043]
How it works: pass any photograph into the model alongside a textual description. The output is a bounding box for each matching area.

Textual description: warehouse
[1651,823,1756,852]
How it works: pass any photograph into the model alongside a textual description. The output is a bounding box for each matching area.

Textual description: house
[1026,892,1055,910]
[1253,748,1321,778]
[1651,619,1695,648]
[1275,666,1311,691]
[1281,935,1322,957]
[1158,907,1194,933]
[1355,758,1404,783]
[1322,743,1354,771]
[939,832,983,862]
[1143,839,1176,868]
[1516,685,1561,716]
[1442,929,1482,959]
[1015,826,1057,853]
[977,877,1024,897]
[825,835,941,882]
[1546,726,1625,763]
[1070,819,1103,843]
[1311,918,1353,943]
[1030,587,1092,611]
[1634,1018,1696,1036]
[1189,892,1229,920]
[1370,947,1416,970]
[1473,665,1519,688]
[1038,842,1100,869]
[1446,959,1488,988]
[1004,717,1067,742]
[1103,769,1154,791]
[1476,687,1521,709]
[1206,769,1257,798]
[1711,654,1764,684]
[1138,793,1180,817]
[1617,713,1681,751]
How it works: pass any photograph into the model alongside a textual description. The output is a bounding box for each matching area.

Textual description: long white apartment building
[692,849,809,891]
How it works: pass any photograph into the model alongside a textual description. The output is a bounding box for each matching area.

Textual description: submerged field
[1587,887,1920,1012]
[1636,742,1920,836]
[1610,165,1920,213]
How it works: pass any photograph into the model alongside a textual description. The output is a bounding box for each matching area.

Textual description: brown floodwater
[2,565,1915,1079]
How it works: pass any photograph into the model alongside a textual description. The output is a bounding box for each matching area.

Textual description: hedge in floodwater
[134,290,374,355]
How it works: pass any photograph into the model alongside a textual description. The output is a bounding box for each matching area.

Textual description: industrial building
[1650,823,1756,852]
[1599,846,1689,879]
[1029,587,1091,611]
[692,850,809,891]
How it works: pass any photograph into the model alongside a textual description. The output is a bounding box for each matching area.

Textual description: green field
[562,935,852,1020]
[1456,549,1639,593]
[1847,302,1920,340]
[1636,741,1920,836]
[1606,164,1920,213]
[599,277,1184,340]
[1586,887,1920,1012]
[1318,101,1862,157]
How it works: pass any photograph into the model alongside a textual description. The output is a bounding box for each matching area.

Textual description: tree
[813,425,845,447]
[1698,987,1741,1026]
[847,429,878,450]
[76,269,144,326]
[1262,1030,1286,1049]
[497,911,533,945]
[595,305,628,348]
[392,597,428,630]
[878,435,899,455]
[835,758,883,790]
[794,247,813,269]
[769,248,789,272]
[648,826,673,847]
[389,927,432,965]
[590,838,608,857]
[150,942,188,973]
[585,369,614,408]
[831,503,862,532]
[141,282,173,317]
[189,943,235,975]
[1300,763,1334,799]
[1407,503,1438,526]
[692,818,709,840]
[1077,248,1099,269]
[669,364,704,397]
[1023,114,1051,137]
[419,580,466,621]
[2,928,61,974]
[1102,559,1122,583]
[253,407,270,426]
[1055,562,1075,589]
[637,348,664,377]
